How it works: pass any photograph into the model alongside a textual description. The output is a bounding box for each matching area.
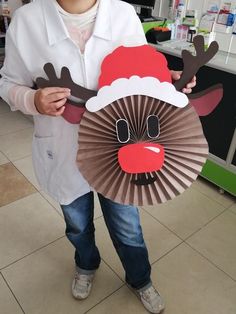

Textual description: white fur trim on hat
[86,76,189,112]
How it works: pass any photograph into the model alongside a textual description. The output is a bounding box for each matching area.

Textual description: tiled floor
[0,99,235,314]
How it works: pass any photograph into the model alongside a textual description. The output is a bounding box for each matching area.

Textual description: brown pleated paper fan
[77,95,209,206]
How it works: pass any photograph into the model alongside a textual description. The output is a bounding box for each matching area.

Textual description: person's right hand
[34,87,71,116]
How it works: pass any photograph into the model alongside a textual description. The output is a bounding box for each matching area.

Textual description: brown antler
[36,63,97,106]
[174,35,219,91]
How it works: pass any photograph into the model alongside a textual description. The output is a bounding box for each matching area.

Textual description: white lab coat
[0,0,147,205]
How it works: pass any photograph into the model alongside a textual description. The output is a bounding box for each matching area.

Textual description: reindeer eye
[116,119,130,143]
[147,115,160,139]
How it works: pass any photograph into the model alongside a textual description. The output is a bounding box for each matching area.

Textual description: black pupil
[147,115,160,138]
[116,119,129,143]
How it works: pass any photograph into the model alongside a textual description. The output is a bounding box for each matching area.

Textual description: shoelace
[74,273,93,288]
[140,287,161,305]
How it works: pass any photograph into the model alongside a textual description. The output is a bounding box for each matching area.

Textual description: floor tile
[0,127,33,161]
[0,273,23,314]
[39,191,63,217]
[150,243,236,314]
[229,203,236,215]
[94,193,103,219]
[0,163,36,207]
[192,177,235,208]
[142,187,225,240]
[0,111,32,136]
[87,285,146,314]
[186,210,236,280]
[0,99,10,115]
[39,191,104,220]
[94,209,182,280]
[2,238,123,314]
[95,217,123,280]
[139,210,182,262]
[0,151,8,165]
[0,193,65,269]
[13,155,41,191]
[23,115,34,123]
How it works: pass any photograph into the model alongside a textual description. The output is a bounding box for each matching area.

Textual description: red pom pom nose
[118,142,165,174]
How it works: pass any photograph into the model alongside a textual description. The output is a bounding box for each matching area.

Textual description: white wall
[187,0,212,19]
[153,0,160,16]
[153,0,169,18]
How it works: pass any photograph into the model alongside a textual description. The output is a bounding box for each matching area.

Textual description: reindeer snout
[118,142,165,174]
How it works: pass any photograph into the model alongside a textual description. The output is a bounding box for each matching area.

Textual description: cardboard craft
[35,63,97,124]
[36,63,97,105]
[77,97,209,205]
[76,36,222,206]
[98,45,172,88]
[188,84,223,116]
[34,35,223,206]
[85,76,189,112]
[174,36,219,91]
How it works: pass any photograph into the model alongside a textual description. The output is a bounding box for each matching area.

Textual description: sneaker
[137,285,165,314]
[72,270,95,300]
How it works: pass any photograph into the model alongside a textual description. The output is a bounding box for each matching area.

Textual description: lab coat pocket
[32,135,58,192]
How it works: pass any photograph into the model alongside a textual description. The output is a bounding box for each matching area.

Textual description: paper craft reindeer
[36,36,223,206]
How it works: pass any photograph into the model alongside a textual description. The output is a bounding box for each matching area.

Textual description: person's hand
[34,87,71,116]
[171,70,196,94]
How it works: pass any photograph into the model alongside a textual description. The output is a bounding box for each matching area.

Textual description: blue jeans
[60,192,151,290]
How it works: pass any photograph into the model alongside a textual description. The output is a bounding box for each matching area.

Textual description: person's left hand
[171,70,196,94]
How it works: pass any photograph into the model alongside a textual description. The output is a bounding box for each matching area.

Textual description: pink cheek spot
[62,103,86,124]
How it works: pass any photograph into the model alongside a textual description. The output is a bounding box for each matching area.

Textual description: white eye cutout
[116,119,130,143]
[147,115,160,139]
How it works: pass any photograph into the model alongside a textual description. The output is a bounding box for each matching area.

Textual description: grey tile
[0,273,23,314]
[192,177,235,208]
[143,187,225,239]
[187,210,236,280]
[0,193,65,269]
[0,111,32,136]
[229,203,236,215]
[39,191,104,220]
[150,243,236,314]
[0,127,33,161]
[87,285,146,314]
[2,238,123,314]
[0,100,10,115]
[0,151,9,165]
[39,191,64,217]
[94,208,182,280]
[94,193,103,220]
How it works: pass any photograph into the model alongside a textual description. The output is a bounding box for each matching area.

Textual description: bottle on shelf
[187,27,197,43]
[226,8,236,27]
[176,0,186,19]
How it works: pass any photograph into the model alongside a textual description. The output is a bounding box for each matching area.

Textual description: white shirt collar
[40,0,112,46]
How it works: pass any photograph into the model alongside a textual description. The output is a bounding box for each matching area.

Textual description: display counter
[151,42,236,196]
[152,41,236,75]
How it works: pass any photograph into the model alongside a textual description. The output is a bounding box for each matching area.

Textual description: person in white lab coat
[0,0,196,313]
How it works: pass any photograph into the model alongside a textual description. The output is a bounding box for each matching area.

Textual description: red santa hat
[86,45,189,112]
